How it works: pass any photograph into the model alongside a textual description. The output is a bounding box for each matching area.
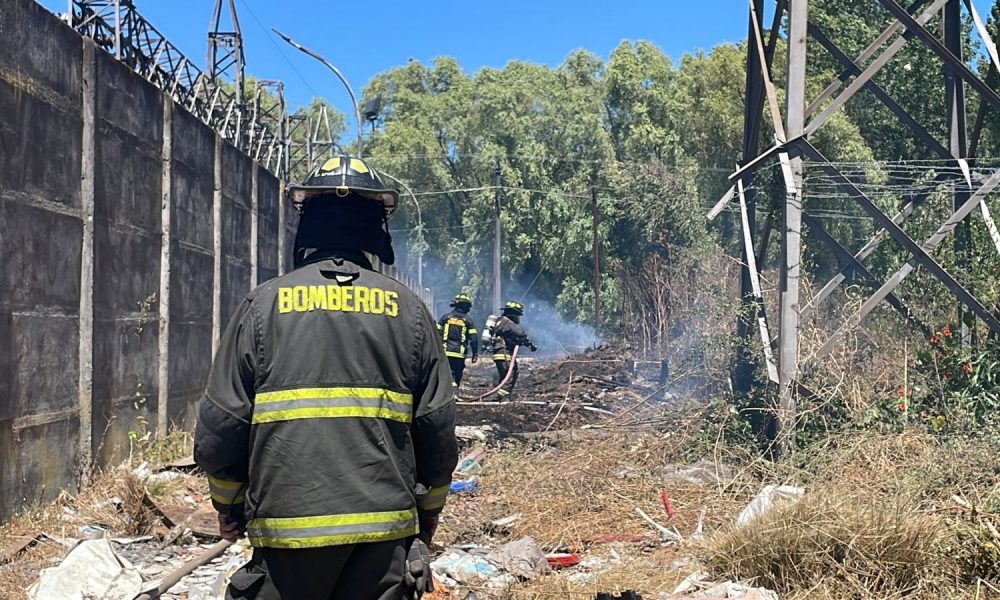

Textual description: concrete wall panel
[0,0,82,104]
[0,80,83,208]
[14,418,80,511]
[0,200,82,312]
[91,320,157,465]
[10,313,79,418]
[257,172,279,283]
[221,260,251,327]
[169,243,214,322]
[93,226,160,318]
[94,132,162,232]
[95,53,162,145]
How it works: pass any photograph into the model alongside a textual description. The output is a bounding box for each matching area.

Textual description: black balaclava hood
[293,194,394,268]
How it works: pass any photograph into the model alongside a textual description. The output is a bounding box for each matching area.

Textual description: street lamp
[378,171,424,290]
[271,28,364,156]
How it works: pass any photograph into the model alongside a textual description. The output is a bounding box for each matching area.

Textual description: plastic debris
[734,485,805,529]
[430,550,498,583]
[545,552,581,569]
[673,571,714,595]
[487,536,550,580]
[27,539,143,600]
[450,478,478,494]
[693,581,780,599]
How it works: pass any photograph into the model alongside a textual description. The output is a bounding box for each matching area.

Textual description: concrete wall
[0,0,285,519]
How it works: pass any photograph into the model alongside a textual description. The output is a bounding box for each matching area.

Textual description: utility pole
[493,158,502,311]
[944,0,970,344]
[777,0,808,461]
[591,182,601,329]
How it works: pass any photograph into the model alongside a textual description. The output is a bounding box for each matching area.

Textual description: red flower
[897,388,906,397]
[943,327,952,337]
[962,363,972,373]
[929,335,938,344]
[898,402,907,412]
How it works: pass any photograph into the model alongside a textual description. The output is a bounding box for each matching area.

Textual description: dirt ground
[4,345,995,599]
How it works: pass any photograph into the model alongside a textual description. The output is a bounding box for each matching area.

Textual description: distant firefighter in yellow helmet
[489,300,537,398]
[437,293,479,390]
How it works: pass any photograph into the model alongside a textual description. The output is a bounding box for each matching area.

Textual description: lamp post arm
[378,171,423,289]
[272,28,364,156]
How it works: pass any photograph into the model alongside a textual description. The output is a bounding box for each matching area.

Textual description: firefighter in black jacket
[438,294,479,389]
[194,156,457,600]
[491,301,537,398]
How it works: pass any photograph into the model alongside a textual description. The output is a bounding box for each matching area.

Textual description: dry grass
[704,491,947,597]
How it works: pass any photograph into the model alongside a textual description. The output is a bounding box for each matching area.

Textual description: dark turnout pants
[226,540,410,600]
[448,356,466,387]
[494,356,518,397]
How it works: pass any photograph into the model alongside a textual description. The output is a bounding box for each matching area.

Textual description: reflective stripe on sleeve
[416,484,450,511]
[253,387,413,424]
[208,475,246,505]
[247,508,418,548]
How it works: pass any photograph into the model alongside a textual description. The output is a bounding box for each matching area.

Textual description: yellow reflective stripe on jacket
[253,387,413,424]
[493,353,511,361]
[445,351,467,359]
[208,475,245,505]
[416,484,450,511]
[247,508,418,548]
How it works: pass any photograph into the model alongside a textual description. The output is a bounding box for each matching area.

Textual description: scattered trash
[693,581,780,599]
[734,485,805,529]
[490,513,522,528]
[430,550,499,583]
[567,571,596,584]
[672,571,714,595]
[79,524,107,540]
[487,536,550,580]
[455,447,486,475]
[635,507,683,542]
[657,461,733,486]
[450,478,478,494]
[110,535,155,545]
[691,507,708,539]
[545,552,581,569]
[454,425,493,442]
[0,531,48,564]
[27,539,143,600]
[660,491,675,520]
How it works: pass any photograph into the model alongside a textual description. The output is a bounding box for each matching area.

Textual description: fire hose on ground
[458,345,520,402]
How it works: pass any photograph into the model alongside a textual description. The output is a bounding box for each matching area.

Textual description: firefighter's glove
[471,354,479,363]
[528,342,538,352]
[404,538,434,596]
[418,512,439,546]
[218,510,247,542]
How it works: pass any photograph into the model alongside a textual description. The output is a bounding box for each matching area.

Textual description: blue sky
[40,0,997,127]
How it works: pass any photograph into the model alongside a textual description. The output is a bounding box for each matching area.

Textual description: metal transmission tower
[207,0,246,145]
[717,0,1000,458]
[249,80,288,177]
[66,0,286,175]
[287,105,340,182]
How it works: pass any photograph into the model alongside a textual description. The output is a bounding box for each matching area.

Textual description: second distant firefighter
[490,301,537,397]
[438,294,479,387]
